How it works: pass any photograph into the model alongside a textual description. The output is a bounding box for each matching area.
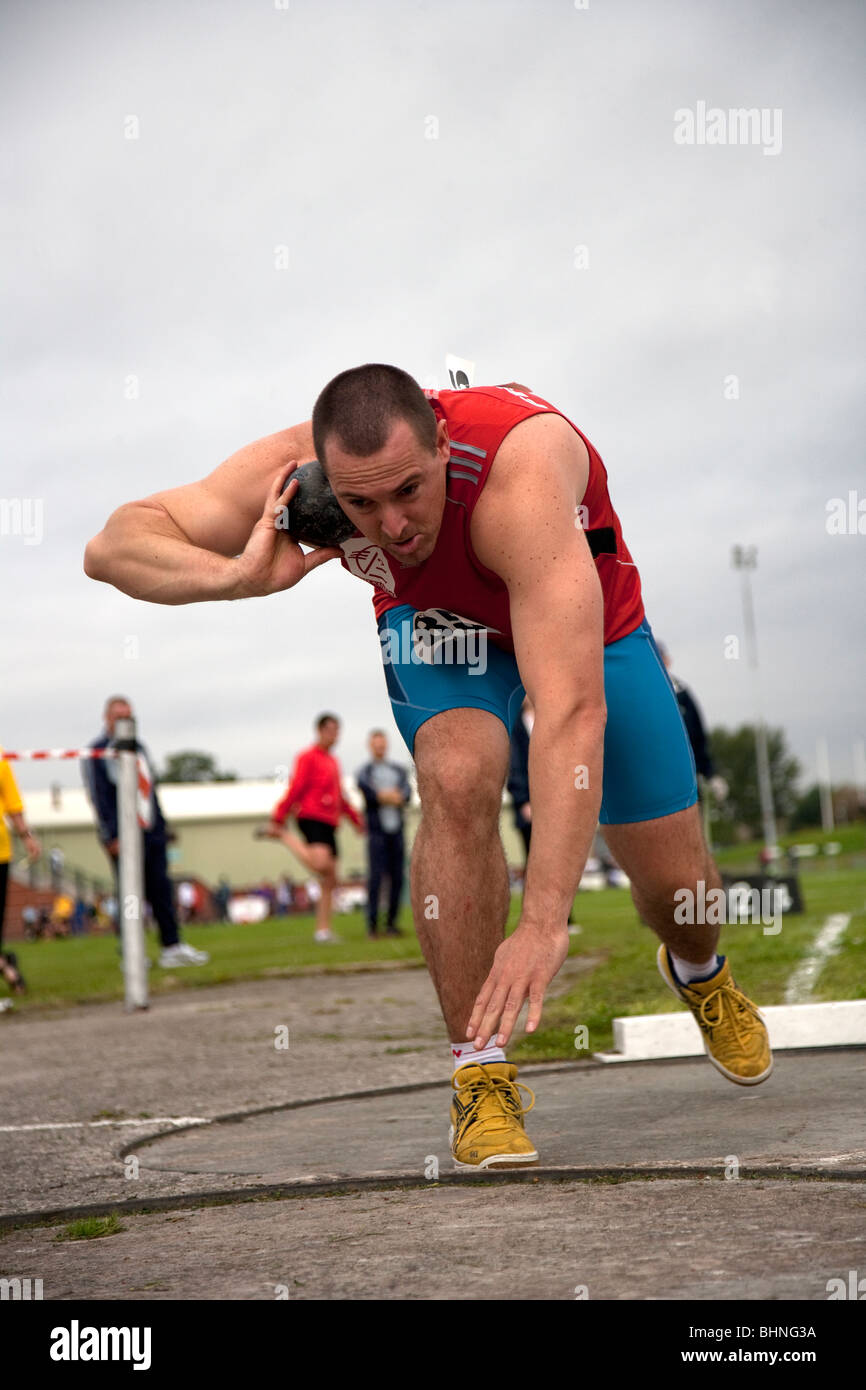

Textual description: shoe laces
[696,978,761,1046]
[454,1070,535,1135]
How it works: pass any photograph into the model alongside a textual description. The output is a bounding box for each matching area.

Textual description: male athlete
[84,364,772,1169]
[259,712,364,944]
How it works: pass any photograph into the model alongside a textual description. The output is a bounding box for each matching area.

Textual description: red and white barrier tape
[1,748,154,830]
[136,758,154,830]
[1,748,116,760]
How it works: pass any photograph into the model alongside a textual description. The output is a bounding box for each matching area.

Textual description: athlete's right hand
[233,464,343,598]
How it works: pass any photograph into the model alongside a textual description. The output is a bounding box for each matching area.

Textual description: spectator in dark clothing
[71,896,89,936]
[356,731,411,939]
[82,696,209,968]
[656,647,728,803]
[507,698,533,859]
[275,877,293,916]
[214,877,232,923]
[507,696,578,921]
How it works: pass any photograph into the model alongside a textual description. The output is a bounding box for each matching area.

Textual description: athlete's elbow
[536,694,606,736]
[83,531,109,582]
[588,691,607,722]
[84,502,146,583]
[84,522,125,583]
[574,698,607,735]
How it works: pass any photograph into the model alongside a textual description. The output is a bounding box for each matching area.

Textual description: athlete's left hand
[466,921,570,1049]
[254,823,283,840]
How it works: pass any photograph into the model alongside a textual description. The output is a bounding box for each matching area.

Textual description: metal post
[732,546,778,857]
[115,717,148,1010]
[854,739,866,814]
[816,736,835,833]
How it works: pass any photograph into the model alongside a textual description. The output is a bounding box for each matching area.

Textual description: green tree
[159,752,237,784]
[790,783,822,831]
[707,725,801,837]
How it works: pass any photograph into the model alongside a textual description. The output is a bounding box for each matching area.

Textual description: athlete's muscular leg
[603,802,721,962]
[411,708,512,1041]
[306,845,337,935]
[273,828,336,931]
[276,827,319,875]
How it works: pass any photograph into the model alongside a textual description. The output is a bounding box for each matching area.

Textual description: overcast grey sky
[3,0,864,797]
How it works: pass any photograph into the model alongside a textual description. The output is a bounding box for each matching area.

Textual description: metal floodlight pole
[115,716,148,1010]
[731,545,778,856]
[853,739,866,813]
[816,736,835,833]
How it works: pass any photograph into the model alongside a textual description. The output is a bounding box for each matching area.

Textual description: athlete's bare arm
[465,411,607,1047]
[83,421,341,605]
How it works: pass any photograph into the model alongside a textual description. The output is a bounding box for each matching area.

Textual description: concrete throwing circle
[128,1051,866,1187]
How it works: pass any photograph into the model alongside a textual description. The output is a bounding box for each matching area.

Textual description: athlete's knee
[309,847,335,877]
[416,748,503,827]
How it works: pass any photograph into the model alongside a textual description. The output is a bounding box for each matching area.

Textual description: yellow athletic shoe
[449,1062,538,1168]
[657,945,773,1086]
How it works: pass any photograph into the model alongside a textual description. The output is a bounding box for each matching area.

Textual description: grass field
[5,824,865,1061]
[513,866,866,1061]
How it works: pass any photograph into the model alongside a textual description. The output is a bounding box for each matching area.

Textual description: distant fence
[9,854,112,901]
[2,724,148,1008]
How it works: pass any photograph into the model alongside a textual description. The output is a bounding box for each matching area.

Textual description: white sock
[450,1041,506,1073]
[670,951,719,984]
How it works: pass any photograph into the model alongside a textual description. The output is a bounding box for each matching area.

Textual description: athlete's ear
[435,418,450,458]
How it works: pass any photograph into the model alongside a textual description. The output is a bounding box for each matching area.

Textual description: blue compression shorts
[377,607,698,826]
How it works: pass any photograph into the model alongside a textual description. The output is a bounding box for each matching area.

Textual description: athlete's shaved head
[315,365,450,567]
[312,364,437,467]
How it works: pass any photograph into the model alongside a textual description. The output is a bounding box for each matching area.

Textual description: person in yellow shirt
[51,893,74,936]
[0,753,41,994]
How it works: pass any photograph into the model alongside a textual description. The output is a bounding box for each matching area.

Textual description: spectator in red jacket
[258,713,364,943]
